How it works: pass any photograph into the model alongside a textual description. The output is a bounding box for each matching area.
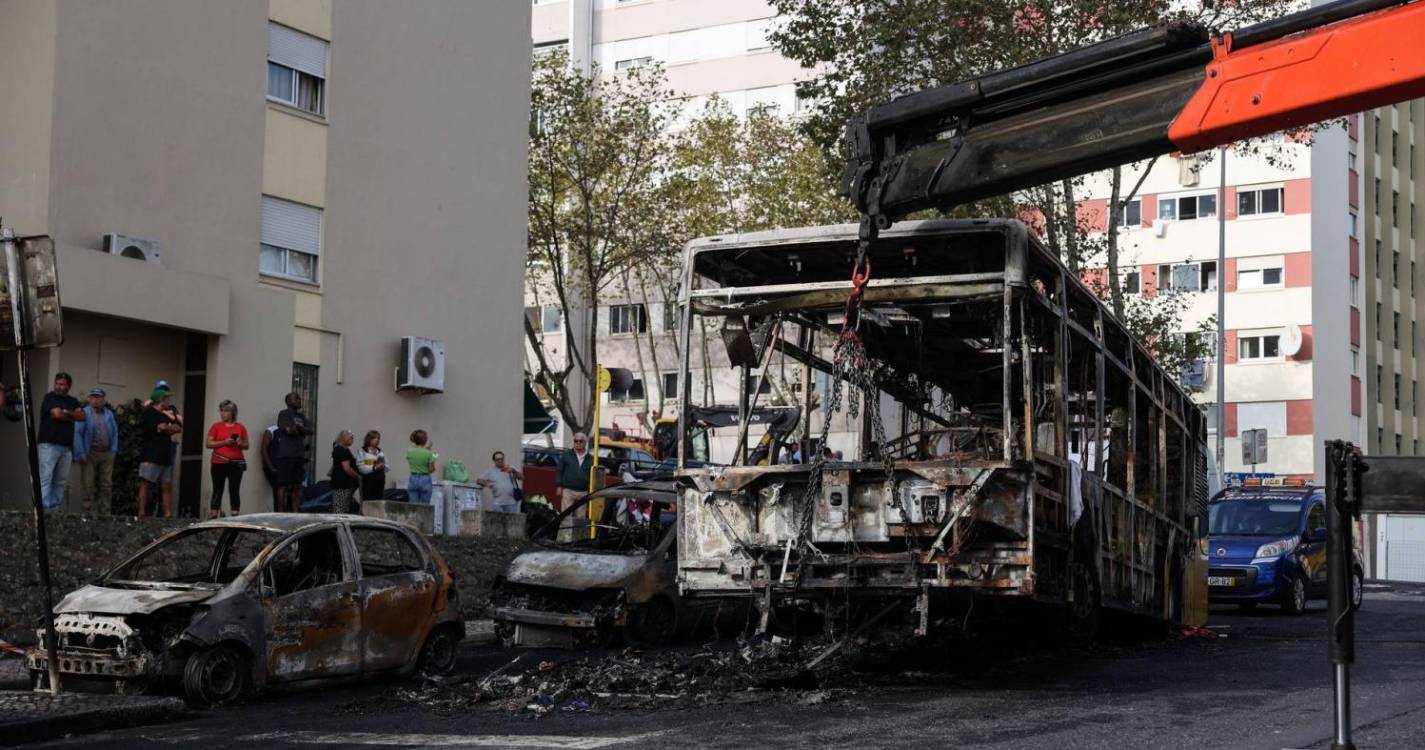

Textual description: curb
[0,693,186,746]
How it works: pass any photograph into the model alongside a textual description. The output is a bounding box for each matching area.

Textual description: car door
[1303,501,1330,592]
[261,527,363,683]
[351,525,438,673]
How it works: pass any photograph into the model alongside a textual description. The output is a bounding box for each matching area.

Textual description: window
[1416,320,1419,356]
[1397,435,1403,454]
[608,304,648,335]
[746,17,773,50]
[1237,187,1284,216]
[611,378,644,403]
[1350,277,1360,305]
[662,372,678,399]
[541,305,562,334]
[1158,193,1216,221]
[1394,251,1400,286]
[267,23,327,116]
[291,363,319,482]
[615,56,653,70]
[1238,334,1281,360]
[1349,213,1358,237]
[662,302,680,332]
[264,530,347,597]
[260,196,321,283]
[533,40,569,61]
[1396,373,1402,410]
[1395,312,1401,347]
[1349,151,1358,170]
[1155,262,1213,292]
[1393,131,1399,163]
[352,527,424,576]
[1350,349,1359,376]
[1124,271,1140,294]
[1377,365,1383,401]
[1200,261,1218,291]
[1394,190,1400,227]
[1376,302,1382,334]
[1118,198,1142,227]
[1375,178,1381,210]
[1236,266,1283,290]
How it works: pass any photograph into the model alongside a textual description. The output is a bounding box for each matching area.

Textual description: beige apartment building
[0,0,530,514]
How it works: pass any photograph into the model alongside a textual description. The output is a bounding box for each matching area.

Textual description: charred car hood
[505,549,647,591]
[55,585,217,616]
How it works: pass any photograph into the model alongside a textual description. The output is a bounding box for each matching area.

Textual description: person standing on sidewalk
[38,372,85,512]
[329,430,360,514]
[355,430,387,503]
[138,388,181,517]
[205,400,249,518]
[274,392,313,513]
[70,388,118,514]
[405,430,437,505]
[477,451,522,513]
[554,432,593,517]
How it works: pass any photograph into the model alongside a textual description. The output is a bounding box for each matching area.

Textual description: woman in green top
[406,429,437,505]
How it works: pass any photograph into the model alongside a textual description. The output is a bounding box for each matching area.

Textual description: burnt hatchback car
[27,514,462,704]
[493,480,708,647]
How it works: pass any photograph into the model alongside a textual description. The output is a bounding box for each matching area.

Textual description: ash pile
[400,638,854,715]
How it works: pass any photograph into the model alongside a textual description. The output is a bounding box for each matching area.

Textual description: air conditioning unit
[103,234,161,265]
[397,336,445,393]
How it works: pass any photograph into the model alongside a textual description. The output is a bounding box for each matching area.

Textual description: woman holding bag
[205,400,249,518]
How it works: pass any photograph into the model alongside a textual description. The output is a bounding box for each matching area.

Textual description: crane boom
[843,0,1425,230]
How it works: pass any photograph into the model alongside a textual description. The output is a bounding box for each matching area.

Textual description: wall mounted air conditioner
[1153,220,1170,238]
[397,336,445,393]
[103,234,161,265]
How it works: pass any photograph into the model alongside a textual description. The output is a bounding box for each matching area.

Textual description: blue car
[1207,486,1364,614]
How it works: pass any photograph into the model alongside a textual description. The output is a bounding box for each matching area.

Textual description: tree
[770,0,1299,384]
[525,50,676,435]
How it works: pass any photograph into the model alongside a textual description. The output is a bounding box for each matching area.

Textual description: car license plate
[1208,576,1235,587]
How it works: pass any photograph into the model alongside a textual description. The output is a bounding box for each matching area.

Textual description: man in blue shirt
[38,372,85,511]
[71,388,119,515]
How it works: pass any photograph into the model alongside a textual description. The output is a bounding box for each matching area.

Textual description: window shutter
[262,196,322,255]
[268,22,328,79]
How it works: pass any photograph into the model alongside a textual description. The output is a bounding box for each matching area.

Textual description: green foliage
[768,0,1303,387]
[111,399,145,515]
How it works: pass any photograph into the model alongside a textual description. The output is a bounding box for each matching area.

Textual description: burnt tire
[627,597,678,647]
[183,645,246,706]
[418,627,459,674]
[1062,563,1102,643]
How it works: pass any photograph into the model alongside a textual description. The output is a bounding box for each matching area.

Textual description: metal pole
[3,227,61,695]
[1324,439,1360,750]
[1215,148,1227,484]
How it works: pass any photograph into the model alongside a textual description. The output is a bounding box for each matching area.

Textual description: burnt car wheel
[418,627,459,674]
[183,645,247,706]
[627,597,678,647]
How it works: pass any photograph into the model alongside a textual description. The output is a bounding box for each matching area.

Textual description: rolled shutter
[261,196,322,255]
[268,22,327,79]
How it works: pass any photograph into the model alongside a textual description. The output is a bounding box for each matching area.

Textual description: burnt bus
[671,219,1212,636]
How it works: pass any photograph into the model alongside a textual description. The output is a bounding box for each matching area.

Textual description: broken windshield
[105,526,282,589]
[534,489,677,554]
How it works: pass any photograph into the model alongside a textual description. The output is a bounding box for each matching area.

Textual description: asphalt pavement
[27,585,1425,750]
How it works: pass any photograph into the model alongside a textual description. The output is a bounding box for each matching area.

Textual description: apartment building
[0,0,530,514]
[527,0,821,451]
[1079,107,1425,582]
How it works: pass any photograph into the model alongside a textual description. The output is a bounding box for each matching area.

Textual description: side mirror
[1309,527,1328,543]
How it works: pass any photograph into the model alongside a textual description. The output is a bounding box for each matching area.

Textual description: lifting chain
[794,224,920,566]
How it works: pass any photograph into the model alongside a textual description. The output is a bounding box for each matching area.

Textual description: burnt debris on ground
[392,637,853,716]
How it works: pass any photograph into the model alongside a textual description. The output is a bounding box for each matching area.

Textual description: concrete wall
[317,0,531,490]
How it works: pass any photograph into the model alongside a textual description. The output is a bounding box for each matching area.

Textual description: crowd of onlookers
[32,372,520,518]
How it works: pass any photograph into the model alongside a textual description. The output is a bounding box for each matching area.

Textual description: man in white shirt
[477,451,522,513]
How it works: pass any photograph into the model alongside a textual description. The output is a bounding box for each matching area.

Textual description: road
[31,586,1425,750]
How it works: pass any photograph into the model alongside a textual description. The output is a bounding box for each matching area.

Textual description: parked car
[1207,485,1364,614]
[27,514,463,704]
[493,480,738,647]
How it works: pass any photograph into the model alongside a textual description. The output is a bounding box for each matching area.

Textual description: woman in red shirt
[205,400,249,518]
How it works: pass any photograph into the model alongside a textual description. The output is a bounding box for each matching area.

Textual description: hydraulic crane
[843,0,1425,235]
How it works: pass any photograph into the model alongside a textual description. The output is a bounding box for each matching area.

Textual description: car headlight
[1253,537,1298,562]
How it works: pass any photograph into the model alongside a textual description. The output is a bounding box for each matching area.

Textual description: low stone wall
[0,511,524,645]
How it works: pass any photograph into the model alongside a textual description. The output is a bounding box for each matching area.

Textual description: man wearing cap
[70,388,119,514]
[38,372,85,511]
[138,387,182,517]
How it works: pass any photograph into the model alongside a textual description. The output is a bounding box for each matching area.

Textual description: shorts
[139,462,173,484]
[274,457,306,487]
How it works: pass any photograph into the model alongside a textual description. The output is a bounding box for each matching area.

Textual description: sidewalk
[0,678,185,746]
